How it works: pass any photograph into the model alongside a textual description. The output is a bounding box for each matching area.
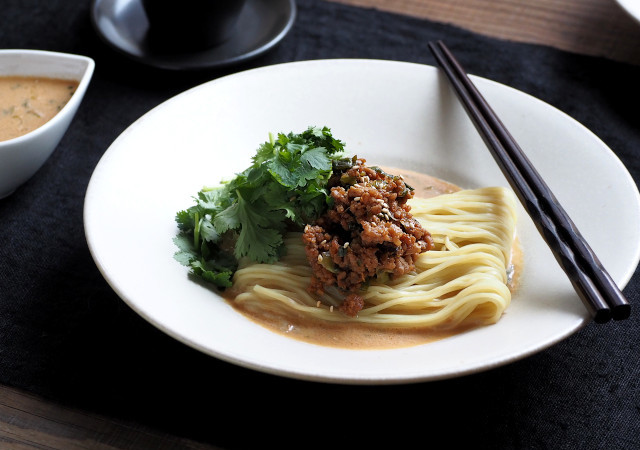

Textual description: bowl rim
[0,49,95,148]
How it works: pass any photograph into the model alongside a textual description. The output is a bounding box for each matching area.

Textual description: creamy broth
[228,168,520,350]
[0,76,79,141]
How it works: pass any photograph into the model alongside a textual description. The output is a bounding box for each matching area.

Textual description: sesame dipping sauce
[0,76,78,142]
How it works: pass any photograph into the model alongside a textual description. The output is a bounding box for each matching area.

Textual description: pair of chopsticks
[427,40,630,324]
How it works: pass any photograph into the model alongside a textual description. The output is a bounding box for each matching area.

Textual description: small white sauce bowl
[0,49,95,199]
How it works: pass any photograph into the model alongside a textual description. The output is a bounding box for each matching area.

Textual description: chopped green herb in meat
[173,126,350,288]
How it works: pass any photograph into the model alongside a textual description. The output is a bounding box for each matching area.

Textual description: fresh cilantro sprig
[173,126,348,288]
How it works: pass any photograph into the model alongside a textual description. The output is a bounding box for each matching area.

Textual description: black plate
[90,0,296,71]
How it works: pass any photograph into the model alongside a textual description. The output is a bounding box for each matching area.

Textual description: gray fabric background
[1,0,639,448]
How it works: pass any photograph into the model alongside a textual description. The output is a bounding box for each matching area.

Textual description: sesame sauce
[0,76,78,142]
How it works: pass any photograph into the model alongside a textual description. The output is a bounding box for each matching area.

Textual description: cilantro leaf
[173,126,349,288]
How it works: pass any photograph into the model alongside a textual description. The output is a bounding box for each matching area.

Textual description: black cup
[141,0,247,52]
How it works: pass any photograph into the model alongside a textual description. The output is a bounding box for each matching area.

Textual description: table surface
[330,0,640,66]
[2,1,639,448]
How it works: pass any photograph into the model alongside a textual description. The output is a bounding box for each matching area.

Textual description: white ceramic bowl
[0,49,95,198]
[615,0,640,25]
[85,59,640,384]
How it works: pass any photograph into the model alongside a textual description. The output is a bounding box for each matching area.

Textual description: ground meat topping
[338,294,365,317]
[302,157,434,317]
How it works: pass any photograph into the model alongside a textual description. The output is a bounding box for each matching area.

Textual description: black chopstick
[427,40,631,324]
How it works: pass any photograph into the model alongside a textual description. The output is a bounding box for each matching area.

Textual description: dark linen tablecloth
[2,0,640,448]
